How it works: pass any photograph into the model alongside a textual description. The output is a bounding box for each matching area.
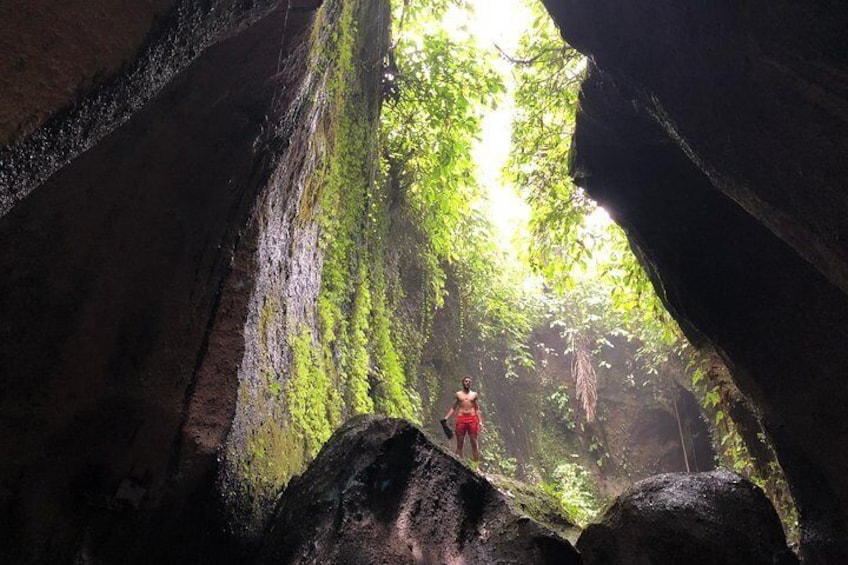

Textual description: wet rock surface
[0,0,319,216]
[0,2,320,563]
[577,470,798,565]
[542,1,848,559]
[257,416,581,565]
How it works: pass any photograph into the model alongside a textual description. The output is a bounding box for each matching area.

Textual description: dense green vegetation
[228,0,796,539]
[230,0,510,523]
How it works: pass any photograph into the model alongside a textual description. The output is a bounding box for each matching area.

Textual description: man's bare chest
[458,391,477,404]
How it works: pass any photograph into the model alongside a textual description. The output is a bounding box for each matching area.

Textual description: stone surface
[0,0,322,217]
[542,1,848,559]
[257,416,582,565]
[0,2,320,563]
[0,0,175,145]
[544,0,848,296]
[577,470,798,565]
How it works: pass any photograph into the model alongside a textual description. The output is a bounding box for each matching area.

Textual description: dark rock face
[577,470,798,565]
[0,2,321,563]
[542,0,848,559]
[0,0,175,145]
[545,0,848,296]
[258,416,581,565]
[0,0,308,216]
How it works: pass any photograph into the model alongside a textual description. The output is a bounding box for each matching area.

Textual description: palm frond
[571,332,597,422]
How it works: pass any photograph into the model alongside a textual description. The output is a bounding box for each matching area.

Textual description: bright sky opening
[442,0,613,281]
[444,0,533,254]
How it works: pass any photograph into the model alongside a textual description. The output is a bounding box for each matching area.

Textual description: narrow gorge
[1,0,846,563]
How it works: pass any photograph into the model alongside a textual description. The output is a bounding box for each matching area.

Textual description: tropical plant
[383,2,505,304]
[545,461,601,526]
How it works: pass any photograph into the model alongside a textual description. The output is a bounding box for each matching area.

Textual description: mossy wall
[220,0,424,536]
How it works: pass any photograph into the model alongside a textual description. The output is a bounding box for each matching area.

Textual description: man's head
[462,376,472,392]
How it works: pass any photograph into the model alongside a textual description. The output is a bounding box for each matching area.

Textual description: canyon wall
[542,0,848,560]
[0,1,393,561]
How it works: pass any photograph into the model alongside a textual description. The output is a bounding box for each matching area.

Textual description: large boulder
[257,416,582,564]
[577,470,797,565]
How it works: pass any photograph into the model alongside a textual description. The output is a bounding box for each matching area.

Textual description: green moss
[258,296,279,354]
[369,259,417,418]
[248,413,307,493]
[346,262,374,413]
[287,328,340,457]
[486,473,582,545]
[225,0,434,536]
[225,381,309,535]
[306,0,419,424]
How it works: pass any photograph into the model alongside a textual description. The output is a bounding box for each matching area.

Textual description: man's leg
[469,434,479,462]
[455,418,467,458]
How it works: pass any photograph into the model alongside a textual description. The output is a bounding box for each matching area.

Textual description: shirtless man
[443,377,483,462]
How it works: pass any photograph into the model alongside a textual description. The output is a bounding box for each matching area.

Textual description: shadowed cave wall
[542,0,848,561]
[0,0,386,562]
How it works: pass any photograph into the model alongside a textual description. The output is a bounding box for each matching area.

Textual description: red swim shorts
[455,414,480,438]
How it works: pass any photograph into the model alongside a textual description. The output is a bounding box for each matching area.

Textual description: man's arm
[472,396,483,426]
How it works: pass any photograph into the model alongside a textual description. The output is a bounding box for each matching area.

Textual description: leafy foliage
[543,462,601,527]
[505,0,691,423]
[505,2,679,346]
[505,3,588,278]
[690,365,799,542]
[500,5,793,533]
[288,0,511,457]
[383,9,505,310]
[448,212,540,378]
[380,4,549,447]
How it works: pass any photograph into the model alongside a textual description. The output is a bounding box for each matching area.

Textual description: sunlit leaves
[383,5,504,305]
[450,209,540,377]
[504,2,685,370]
[381,1,538,383]
[505,1,587,278]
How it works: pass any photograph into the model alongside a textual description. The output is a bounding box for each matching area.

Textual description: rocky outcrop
[542,0,848,559]
[0,0,327,217]
[544,0,848,296]
[0,0,175,146]
[577,470,797,565]
[0,1,352,562]
[257,416,581,565]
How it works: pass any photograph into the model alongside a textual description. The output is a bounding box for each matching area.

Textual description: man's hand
[440,418,454,439]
